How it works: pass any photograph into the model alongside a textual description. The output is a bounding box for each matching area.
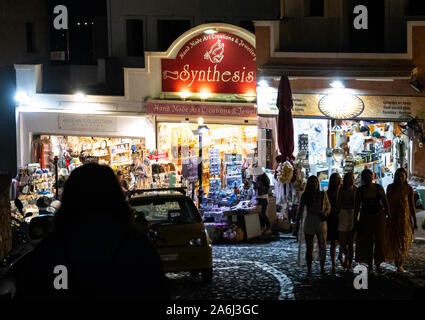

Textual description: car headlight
[189,237,205,246]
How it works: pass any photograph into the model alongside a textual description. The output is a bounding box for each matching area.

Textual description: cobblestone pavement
[167,235,425,300]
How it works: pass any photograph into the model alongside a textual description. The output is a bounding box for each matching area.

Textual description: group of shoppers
[296,168,418,276]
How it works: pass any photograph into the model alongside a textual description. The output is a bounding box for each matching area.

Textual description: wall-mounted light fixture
[204,28,218,35]
[15,92,30,105]
[198,92,212,101]
[74,92,86,101]
[330,80,345,89]
[409,68,423,93]
[178,91,191,100]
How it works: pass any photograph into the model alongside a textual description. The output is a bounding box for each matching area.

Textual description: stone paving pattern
[167,236,425,300]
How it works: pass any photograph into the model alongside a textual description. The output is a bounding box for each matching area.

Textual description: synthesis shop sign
[146,101,257,118]
[161,32,256,95]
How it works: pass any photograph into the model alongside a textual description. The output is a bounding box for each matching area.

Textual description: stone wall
[0,174,12,260]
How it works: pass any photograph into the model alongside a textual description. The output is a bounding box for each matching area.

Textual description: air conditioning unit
[50,51,66,61]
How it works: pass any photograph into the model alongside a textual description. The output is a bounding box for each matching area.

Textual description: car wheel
[201,268,213,282]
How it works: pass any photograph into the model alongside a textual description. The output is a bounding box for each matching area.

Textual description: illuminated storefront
[142,23,260,197]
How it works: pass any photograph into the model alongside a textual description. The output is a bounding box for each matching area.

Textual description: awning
[258,63,414,79]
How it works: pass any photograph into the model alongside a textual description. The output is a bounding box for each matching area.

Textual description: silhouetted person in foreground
[12,163,170,300]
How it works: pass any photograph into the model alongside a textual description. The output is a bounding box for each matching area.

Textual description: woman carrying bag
[354,169,390,274]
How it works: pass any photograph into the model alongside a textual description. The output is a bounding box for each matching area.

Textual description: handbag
[319,191,328,221]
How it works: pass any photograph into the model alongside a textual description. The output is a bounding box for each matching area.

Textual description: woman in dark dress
[354,169,390,273]
[327,173,342,273]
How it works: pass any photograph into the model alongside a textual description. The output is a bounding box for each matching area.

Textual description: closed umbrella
[276,75,295,163]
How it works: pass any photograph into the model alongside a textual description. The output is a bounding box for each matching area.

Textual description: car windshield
[131,198,201,224]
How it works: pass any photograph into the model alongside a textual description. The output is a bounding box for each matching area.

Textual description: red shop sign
[161,32,256,95]
[146,101,257,118]
[149,152,169,160]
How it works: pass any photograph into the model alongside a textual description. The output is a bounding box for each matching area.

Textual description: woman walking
[327,173,342,273]
[385,168,418,272]
[296,176,331,276]
[337,172,357,272]
[354,169,390,273]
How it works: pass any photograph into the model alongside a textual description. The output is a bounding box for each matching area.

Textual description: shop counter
[224,209,262,240]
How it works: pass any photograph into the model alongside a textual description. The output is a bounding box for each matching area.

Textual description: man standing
[349,125,370,156]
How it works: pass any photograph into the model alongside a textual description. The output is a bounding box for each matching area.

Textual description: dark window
[409,0,425,15]
[240,20,255,33]
[126,20,144,57]
[157,20,191,51]
[48,0,108,64]
[347,0,385,52]
[26,22,37,53]
[69,18,95,64]
[305,0,325,17]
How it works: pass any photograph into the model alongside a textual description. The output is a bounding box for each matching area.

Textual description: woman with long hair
[327,172,342,273]
[354,169,390,273]
[337,172,357,272]
[12,163,170,300]
[296,175,331,276]
[385,168,418,272]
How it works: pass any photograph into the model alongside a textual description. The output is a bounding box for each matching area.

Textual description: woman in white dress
[295,176,331,276]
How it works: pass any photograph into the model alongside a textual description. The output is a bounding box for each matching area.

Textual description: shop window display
[157,123,257,194]
[274,119,412,231]
[27,134,151,194]
[157,123,263,242]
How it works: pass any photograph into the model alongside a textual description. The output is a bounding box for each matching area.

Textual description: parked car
[128,188,213,282]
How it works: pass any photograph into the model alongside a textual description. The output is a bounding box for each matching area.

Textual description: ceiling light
[204,29,218,35]
[178,91,191,100]
[15,92,30,104]
[258,80,269,88]
[199,92,212,100]
[74,92,86,101]
[330,81,345,89]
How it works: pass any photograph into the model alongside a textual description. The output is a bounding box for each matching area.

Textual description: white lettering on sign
[162,64,255,88]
